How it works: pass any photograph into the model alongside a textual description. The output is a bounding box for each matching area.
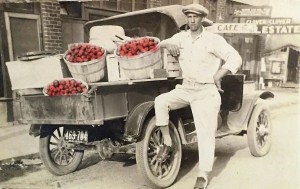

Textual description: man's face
[187,13,204,31]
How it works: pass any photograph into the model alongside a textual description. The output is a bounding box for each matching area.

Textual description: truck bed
[13,75,243,125]
[14,78,179,125]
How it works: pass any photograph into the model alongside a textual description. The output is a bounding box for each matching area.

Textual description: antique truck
[11,5,274,189]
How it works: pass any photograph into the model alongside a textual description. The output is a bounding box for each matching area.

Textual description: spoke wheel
[136,117,182,188]
[39,126,84,175]
[247,103,272,157]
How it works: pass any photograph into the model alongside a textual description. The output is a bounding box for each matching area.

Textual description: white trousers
[154,83,221,172]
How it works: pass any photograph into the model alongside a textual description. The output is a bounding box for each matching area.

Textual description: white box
[106,54,127,81]
[6,56,64,90]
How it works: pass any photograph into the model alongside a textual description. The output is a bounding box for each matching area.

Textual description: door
[5,12,41,61]
[287,48,299,82]
[61,19,84,52]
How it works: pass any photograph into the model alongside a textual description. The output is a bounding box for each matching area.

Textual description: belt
[182,80,214,87]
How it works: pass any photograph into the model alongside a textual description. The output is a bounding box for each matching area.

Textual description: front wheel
[247,103,272,157]
[39,126,84,175]
[136,117,182,189]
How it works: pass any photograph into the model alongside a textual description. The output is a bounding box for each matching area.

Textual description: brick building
[0,0,261,126]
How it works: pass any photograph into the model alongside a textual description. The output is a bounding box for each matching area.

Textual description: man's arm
[213,68,231,93]
[212,35,242,92]
[159,33,182,57]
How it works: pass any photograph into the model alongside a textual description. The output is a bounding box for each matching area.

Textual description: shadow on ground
[0,158,42,183]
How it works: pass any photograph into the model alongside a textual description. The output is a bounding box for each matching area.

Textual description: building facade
[0,0,262,126]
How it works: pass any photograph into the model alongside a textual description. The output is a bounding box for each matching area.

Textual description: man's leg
[190,86,221,188]
[154,88,189,161]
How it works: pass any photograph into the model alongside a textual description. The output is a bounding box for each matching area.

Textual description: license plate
[64,129,88,143]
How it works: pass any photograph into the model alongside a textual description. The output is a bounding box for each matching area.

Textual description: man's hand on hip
[213,68,231,93]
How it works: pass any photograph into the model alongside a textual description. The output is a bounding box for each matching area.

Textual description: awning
[264,34,300,53]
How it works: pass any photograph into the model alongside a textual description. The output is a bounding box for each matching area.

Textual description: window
[0,56,3,97]
[3,3,35,13]
[271,61,282,74]
[102,0,118,10]
[280,48,287,52]
[135,0,147,10]
[4,13,41,61]
[120,0,133,11]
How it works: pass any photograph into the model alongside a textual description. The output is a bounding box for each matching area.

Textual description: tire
[39,126,84,175]
[136,117,182,189]
[247,103,272,157]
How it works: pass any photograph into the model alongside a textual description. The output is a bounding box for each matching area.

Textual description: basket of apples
[43,78,88,97]
[115,36,162,80]
[63,43,106,83]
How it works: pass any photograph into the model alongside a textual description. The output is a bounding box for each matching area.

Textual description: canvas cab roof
[84,5,213,41]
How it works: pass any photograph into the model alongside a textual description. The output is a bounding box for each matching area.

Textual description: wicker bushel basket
[63,43,106,83]
[115,37,162,80]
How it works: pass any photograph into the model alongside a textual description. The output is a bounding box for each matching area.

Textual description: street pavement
[0,86,299,163]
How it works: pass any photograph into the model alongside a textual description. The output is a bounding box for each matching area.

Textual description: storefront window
[4,3,34,12]
[135,0,147,10]
[120,0,132,11]
[0,64,3,97]
[168,0,181,5]
[102,0,118,10]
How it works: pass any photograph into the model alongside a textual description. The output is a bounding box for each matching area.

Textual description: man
[154,3,242,189]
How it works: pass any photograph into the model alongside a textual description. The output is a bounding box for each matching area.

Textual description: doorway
[287,48,299,83]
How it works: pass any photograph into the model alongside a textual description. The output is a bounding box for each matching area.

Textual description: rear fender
[29,124,58,137]
[123,101,186,144]
[29,124,42,137]
[226,91,274,131]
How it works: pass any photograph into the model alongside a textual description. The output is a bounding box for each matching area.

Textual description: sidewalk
[0,87,299,163]
[0,124,39,162]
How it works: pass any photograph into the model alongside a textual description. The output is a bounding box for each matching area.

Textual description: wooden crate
[106,54,127,81]
[162,48,182,77]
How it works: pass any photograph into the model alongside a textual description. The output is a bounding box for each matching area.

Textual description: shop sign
[206,23,300,34]
[245,18,292,25]
[206,23,259,34]
[234,6,272,18]
[259,24,300,34]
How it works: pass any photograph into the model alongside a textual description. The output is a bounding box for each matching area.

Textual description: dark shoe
[157,144,171,162]
[194,177,208,189]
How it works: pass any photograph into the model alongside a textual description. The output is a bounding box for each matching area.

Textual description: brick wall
[40,2,62,53]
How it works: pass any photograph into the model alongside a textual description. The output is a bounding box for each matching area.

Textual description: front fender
[123,102,187,144]
[226,91,274,131]
[123,101,155,142]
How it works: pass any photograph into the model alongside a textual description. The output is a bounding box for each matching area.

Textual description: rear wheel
[136,117,182,188]
[247,103,272,157]
[39,126,84,175]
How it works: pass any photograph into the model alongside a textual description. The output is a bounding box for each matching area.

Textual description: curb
[0,153,40,165]
[268,101,299,109]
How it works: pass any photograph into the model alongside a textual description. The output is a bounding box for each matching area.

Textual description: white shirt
[160,28,242,83]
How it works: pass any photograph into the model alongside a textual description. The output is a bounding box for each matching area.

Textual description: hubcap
[49,127,75,165]
[256,112,270,148]
[147,128,174,179]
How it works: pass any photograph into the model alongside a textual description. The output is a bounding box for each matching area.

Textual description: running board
[185,129,245,144]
